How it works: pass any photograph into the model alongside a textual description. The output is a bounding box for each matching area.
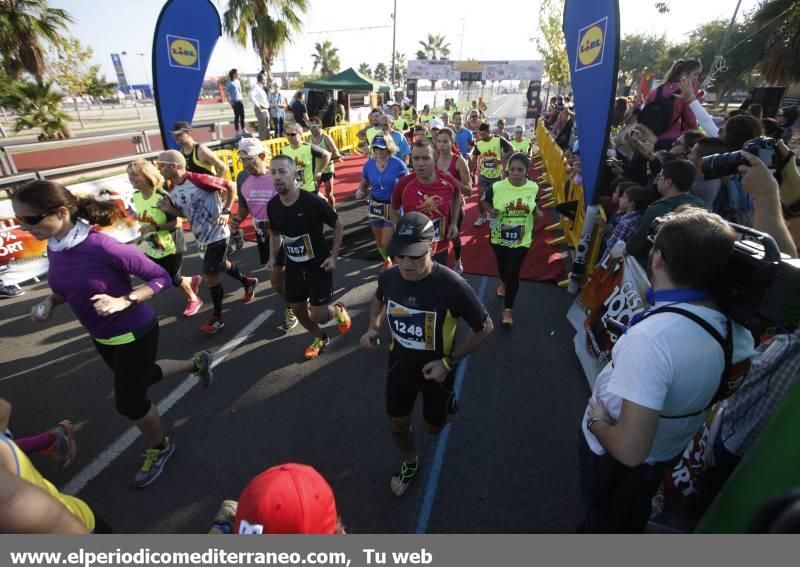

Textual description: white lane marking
[63,309,274,495]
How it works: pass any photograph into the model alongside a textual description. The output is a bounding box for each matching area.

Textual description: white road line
[63,309,274,496]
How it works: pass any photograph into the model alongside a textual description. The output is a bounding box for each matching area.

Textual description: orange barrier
[534,121,606,288]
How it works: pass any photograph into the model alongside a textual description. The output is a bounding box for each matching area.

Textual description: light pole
[120,51,143,119]
[136,52,149,89]
[390,0,397,92]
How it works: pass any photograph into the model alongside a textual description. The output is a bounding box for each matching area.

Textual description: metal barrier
[0,121,227,176]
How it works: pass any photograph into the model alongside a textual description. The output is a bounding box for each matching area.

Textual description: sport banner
[152,0,221,150]
[563,0,620,293]
[0,177,140,285]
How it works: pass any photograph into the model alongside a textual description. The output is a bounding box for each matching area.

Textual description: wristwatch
[221,207,231,215]
[126,293,139,306]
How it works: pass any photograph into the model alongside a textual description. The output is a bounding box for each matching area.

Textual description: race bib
[387,300,437,351]
[368,201,390,220]
[483,158,497,171]
[431,217,443,242]
[282,233,315,262]
[499,224,524,245]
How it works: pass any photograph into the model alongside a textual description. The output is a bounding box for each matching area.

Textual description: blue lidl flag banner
[563,0,619,207]
[152,0,221,150]
[110,54,129,89]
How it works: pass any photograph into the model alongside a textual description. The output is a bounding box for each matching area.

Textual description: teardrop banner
[562,0,620,293]
[152,0,222,150]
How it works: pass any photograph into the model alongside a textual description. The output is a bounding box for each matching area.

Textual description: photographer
[578,210,757,533]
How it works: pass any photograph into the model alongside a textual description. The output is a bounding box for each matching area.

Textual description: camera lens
[702,150,747,180]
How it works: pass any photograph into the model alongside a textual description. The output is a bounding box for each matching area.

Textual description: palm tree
[85,70,117,115]
[0,80,71,140]
[751,0,800,84]
[390,51,407,85]
[223,0,308,87]
[358,62,372,78]
[311,40,340,78]
[416,34,450,90]
[374,63,388,83]
[0,0,73,81]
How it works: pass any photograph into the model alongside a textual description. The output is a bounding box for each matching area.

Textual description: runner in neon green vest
[281,124,332,192]
[471,122,514,227]
[480,152,542,327]
[510,126,532,158]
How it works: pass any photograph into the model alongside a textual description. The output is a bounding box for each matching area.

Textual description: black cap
[171,121,192,134]
[387,212,435,257]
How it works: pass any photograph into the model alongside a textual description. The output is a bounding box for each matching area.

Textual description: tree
[618,33,670,90]
[311,40,340,78]
[416,34,450,91]
[46,36,95,127]
[374,62,388,82]
[751,0,800,84]
[532,0,569,92]
[0,80,70,139]
[223,0,308,87]
[390,51,407,85]
[0,0,72,81]
[358,62,372,78]
[85,71,117,115]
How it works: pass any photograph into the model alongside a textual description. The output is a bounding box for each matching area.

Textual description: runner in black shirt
[267,155,351,359]
[360,212,494,496]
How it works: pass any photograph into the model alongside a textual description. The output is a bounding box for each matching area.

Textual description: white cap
[238,137,268,158]
[429,118,444,130]
[402,97,410,104]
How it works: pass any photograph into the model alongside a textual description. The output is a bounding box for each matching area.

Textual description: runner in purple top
[11,180,215,490]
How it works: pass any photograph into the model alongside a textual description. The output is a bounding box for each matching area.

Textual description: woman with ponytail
[642,59,702,150]
[11,180,213,489]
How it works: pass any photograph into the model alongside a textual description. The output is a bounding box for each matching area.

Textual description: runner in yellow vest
[281,124,332,193]
[471,122,514,226]
[401,99,418,123]
[419,104,435,124]
[442,99,456,123]
[308,116,344,208]
[510,126,532,159]
[357,108,383,154]
[480,153,542,326]
[390,103,411,133]
[0,399,97,533]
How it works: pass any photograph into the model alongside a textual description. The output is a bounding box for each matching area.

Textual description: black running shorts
[385,351,458,429]
[284,261,333,307]
[202,238,229,274]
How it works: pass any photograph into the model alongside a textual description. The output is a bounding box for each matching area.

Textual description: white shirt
[582,302,756,463]
[249,83,269,109]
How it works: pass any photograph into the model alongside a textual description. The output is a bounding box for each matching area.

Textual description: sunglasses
[310,123,320,128]
[18,210,57,225]
[287,133,299,137]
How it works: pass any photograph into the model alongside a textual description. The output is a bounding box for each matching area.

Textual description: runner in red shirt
[390,139,461,265]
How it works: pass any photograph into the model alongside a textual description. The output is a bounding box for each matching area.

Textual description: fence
[533,120,605,288]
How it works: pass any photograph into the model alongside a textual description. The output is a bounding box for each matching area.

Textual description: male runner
[266,155,351,359]
[451,112,475,160]
[360,211,493,496]
[157,150,257,335]
[471,123,514,227]
[230,138,297,331]
[390,139,460,265]
[171,121,229,178]
[510,126,532,158]
[280,124,332,193]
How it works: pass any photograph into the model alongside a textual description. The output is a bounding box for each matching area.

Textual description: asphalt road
[1,226,590,533]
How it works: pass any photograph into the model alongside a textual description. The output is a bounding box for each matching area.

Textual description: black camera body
[652,215,800,334]
[702,136,778,180]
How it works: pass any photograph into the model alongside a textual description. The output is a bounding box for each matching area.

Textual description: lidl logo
[575,17,607,72]
[167,35,200,70]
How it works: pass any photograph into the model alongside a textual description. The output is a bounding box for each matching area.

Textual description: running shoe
[191,350,214,388]
[472,215,486,227]
[453,261,464,275]
[183,298,203,317]
[333,303,351,334]
[133,436,175,489]
[390,457,419,497]
[496,283,506,297]
[41,420,77,469]
[282,307,298,331]
[502,308,514,327]
[304,334,330,359]
[200,315,225,335]
[242,277,258,302]
[190,275,202,296]
[0,283,24,297]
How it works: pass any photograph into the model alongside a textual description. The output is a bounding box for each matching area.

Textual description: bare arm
[199,145,229,179]
[455,156,472,196]
[587,398,660,467]
[0,469,89,533]
[311,144,332,177]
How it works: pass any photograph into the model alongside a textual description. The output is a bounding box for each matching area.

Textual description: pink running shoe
[183,298,203,317]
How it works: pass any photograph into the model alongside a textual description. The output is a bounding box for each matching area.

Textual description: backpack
[637,86,677,136]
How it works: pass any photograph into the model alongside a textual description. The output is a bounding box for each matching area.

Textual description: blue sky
[51,0,760,85]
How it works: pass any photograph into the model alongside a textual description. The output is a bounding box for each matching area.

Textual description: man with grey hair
[156,150,258,335]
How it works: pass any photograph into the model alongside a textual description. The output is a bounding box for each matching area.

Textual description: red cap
[233,463,338,534]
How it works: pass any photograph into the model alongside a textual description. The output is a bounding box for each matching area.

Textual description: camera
[701,136,778,180]
[651,214,800,335]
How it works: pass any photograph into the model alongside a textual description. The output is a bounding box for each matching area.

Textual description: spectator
[494,118,510,140]
[225,69,246,136]
[687,136,728,206]
[210,463,343,534]
[625,159,708,267]
[554,108,575,151]
[722,114,764,152]
[621,124,660,186]
[611,108,640,161]
[250,73,271,140]
[643,59,701,150]
[579,209,757,533]
[600,185,653,260]
[669,130,705,160]
[612,97,629,127]
[762,118,783,141]
[268,84,287,138]
[290,91,310,129]
[748,103,764,121]
[777,106,799,145]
